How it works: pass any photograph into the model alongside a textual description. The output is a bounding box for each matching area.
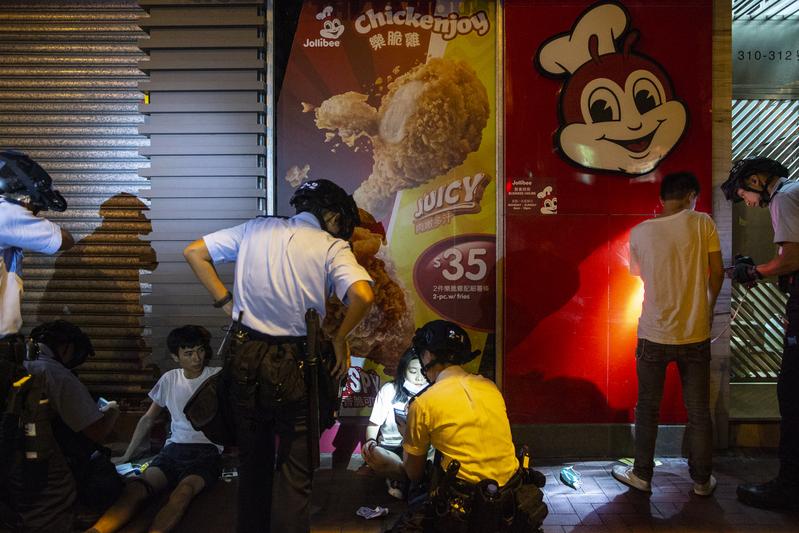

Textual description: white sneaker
[693,475,717,496]
[612,465,652,492]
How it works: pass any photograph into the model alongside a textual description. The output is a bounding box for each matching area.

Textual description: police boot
[736,478,799,510]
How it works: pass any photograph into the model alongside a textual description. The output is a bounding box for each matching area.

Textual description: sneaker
[737,478,799,510]
[386,478,404,500]
[612,465,652,492]
[693,475,717,496]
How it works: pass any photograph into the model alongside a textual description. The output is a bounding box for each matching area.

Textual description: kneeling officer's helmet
[290,179,360,240]
[412,320,481,365]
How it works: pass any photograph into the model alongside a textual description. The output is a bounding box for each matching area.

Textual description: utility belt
[779,272,799,294]
[425,458,548,533]
[237,324,307,347]
[184,310,341,470]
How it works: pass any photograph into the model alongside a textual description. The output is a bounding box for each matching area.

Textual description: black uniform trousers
[232,339,313,533]
[780,285,799,481]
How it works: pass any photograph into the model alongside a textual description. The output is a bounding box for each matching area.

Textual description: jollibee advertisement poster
[276,1,496,415]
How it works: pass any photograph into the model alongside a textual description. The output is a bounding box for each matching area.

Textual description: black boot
[736,478,799,510]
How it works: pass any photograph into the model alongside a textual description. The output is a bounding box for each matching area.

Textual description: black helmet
[29,320,94,369]
[0,151,67,212]
[412,320,481,365]
[721,156,788,203]
[290,179,360,240]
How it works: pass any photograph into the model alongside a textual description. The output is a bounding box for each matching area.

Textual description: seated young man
[87,325,221,533]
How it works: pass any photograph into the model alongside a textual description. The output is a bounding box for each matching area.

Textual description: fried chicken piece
[314,59,489,219]
[323,209,414,373]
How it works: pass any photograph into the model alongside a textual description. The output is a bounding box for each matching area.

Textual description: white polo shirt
[203,211,372,336]
[0,199,63,337]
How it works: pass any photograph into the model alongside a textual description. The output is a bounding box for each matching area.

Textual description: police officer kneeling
[363,320,548,532]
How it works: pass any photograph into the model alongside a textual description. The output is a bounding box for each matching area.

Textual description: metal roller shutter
[137,0,268,369]
[0,0,154,410]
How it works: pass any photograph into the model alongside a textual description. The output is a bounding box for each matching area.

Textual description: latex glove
[731,255,762,284]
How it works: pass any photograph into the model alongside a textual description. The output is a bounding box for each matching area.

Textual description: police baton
[305,308,322,471]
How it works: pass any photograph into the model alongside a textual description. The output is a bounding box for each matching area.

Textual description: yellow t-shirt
[403,366,519,485]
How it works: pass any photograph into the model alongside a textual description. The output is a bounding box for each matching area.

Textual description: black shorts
[148,443,221,490]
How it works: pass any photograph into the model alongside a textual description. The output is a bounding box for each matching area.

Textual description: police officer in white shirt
[183,179,374,533]
[0,151,74,356]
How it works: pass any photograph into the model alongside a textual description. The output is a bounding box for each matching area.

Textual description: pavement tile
[544,513,583,526]
[548,498,576,514]
[562,526,610,533]
[651,501,680,518]
[591,502,638,515]
[597,513,627,529]
[568,493,611,504]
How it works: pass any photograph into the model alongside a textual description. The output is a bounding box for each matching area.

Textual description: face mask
[403,381,427,395]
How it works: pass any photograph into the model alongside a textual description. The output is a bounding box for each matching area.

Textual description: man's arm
[403,450,427,482]
[58,227,74,251]
[113,402,164,464]
[82,401,120,444]
[183,238,233,315]
[331,280,374,379]
[708,250,723,322]
[755,242,799,278]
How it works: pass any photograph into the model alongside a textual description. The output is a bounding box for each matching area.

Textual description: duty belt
[238,324,306,347]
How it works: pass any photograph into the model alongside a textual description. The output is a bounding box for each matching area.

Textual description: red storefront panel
[504,0,712,423]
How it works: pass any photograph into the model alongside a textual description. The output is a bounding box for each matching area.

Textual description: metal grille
[730,283,787,379]
[137,0,267,367]
[732,100,799,177]
[730,98,799,380]
[0,1,155,408]
[733,0,799,20]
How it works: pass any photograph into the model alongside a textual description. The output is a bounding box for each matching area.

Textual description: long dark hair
[393,347,420,404]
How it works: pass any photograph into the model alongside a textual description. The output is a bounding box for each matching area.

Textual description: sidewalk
[169,451,799,533]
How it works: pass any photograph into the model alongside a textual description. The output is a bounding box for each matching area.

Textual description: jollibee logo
[304,5,344,48]
[317,5,344,39]
[535,1,687,176]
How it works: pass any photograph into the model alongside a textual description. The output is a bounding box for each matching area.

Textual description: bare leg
[87,467,168,533]
[148,475,206,533]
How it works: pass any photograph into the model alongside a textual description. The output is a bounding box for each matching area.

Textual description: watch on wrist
[213,291,233,308]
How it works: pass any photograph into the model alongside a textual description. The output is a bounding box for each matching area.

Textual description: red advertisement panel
[503,0,712,423]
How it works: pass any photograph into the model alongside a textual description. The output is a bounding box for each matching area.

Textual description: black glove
[732,255,762,284]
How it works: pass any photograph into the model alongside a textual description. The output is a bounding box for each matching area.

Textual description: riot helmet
[0,151,67,212]
[412,320,481,370]
[290,179,360,240]
[29,320,94,369]
[720,156,788,205]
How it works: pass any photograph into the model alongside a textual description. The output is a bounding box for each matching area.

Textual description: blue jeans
[633,338,713,484]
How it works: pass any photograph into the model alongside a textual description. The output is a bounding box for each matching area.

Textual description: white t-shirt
[149,366,223,452]
[629,209,721,344]
[203,212,373,336]
[368,382,408,447]
[0,199,62,336]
